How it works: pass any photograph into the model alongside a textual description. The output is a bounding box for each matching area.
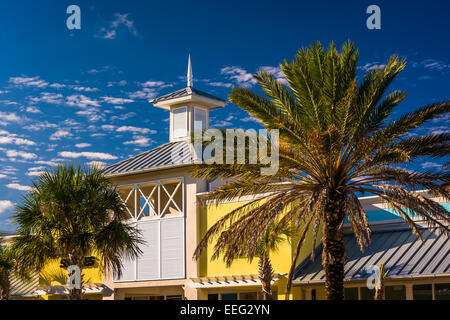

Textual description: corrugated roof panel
[103,141,194,176]
[294,226,450,283]
[8,272,39,297]
[151,87,226,104]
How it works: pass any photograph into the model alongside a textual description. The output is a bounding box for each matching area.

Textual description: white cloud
[240,116,259,123]
[35,160,59,166]
[102,96,134,104]
[26,106,41,113]
[71,85,100,92]
[25,121,58,131]
[58,151,118,160]
[128,88,158,100]
[0,131,36,146]
[3,149,37,160]
[25,171,45,176]
[9,76,49,88]
[107,80,127,87]
[206,81,232,88]
[28,92,64,105]
[116,126,156,134]
[87,66,112,74]
[101,125,116,131]
[221,66,256,87]
[359,62,386,72]
[6,183,33,192]
[123,136,152,147]
[0,112,21,123]
[66,94,100,108]
[50,129,73,141]
[260,66,288,85]
[87,161,107,169]
[0,200,14,214]
[110,112,136,121]
[412,59,450,71]
[75,143,92,148]
[95,13,138,40]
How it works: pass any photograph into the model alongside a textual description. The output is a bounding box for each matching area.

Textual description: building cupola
[150,55,226,142]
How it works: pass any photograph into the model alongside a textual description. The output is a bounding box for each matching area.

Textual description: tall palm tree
[12,164,143,300]
[192,41,450,300]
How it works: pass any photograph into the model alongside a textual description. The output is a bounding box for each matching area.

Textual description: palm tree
[255,225,291,300]
[12,164,143,300]
[374,264,389,300]
[192,41,450,300]
[0,237,15,300]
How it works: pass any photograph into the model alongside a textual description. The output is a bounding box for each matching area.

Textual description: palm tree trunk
[258,255,274,300]
[374,287,384,300]
[67,261,83,300]
[323,196,346,300]
[0,272,10,300]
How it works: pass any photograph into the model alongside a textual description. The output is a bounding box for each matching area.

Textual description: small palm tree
[12,164,143,300]
[255,225,291,300]
[192,41,450,300]
[374,264,389,300]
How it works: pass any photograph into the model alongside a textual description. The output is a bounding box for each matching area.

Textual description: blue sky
[0,0,449,231]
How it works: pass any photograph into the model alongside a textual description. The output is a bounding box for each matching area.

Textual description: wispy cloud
[75,143,92,148]
[221,66,256,87]
[123,136,153,147]
[0,130,36,146]
[9,76,49,88]
[49,129,73,141]
[6,183,32,192]
[1,148,37,160]
[116,126,156,134]
[95,13,138,40]
[58,151,118,160]
[102,96,134,104]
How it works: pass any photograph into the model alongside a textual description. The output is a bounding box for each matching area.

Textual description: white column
[405,284,413,300]
[304,288,312,300]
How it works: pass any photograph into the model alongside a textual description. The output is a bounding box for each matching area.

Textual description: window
[344,287,359,300]
[413,284,433,300]
[208,294,219,300]
[149,296,165,300]
[360,287,375,300]
[385,285,406,300]
[311,289,316,300]
[221,293,238,300]
[435,283,450,300]
[115,178,185,282]
[172,107,188,138]
[194,107,207,132]
[166,295,183,300]
[239,292,257,300]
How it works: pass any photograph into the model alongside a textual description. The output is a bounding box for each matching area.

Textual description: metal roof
[294,226,450,284]
[151,87,226,104]
[189,273,286,289]
[9,272,39,297]
[35,283,105,295]
[103,140,193,177]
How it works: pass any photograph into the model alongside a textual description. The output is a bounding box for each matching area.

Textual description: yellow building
[2,234,104,300]
[99,57,450,300]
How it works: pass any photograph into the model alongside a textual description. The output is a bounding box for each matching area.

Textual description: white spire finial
[187,54,193,88]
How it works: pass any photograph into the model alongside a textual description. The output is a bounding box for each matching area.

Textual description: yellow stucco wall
[36,258,103,300]
[199,199,321,300]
